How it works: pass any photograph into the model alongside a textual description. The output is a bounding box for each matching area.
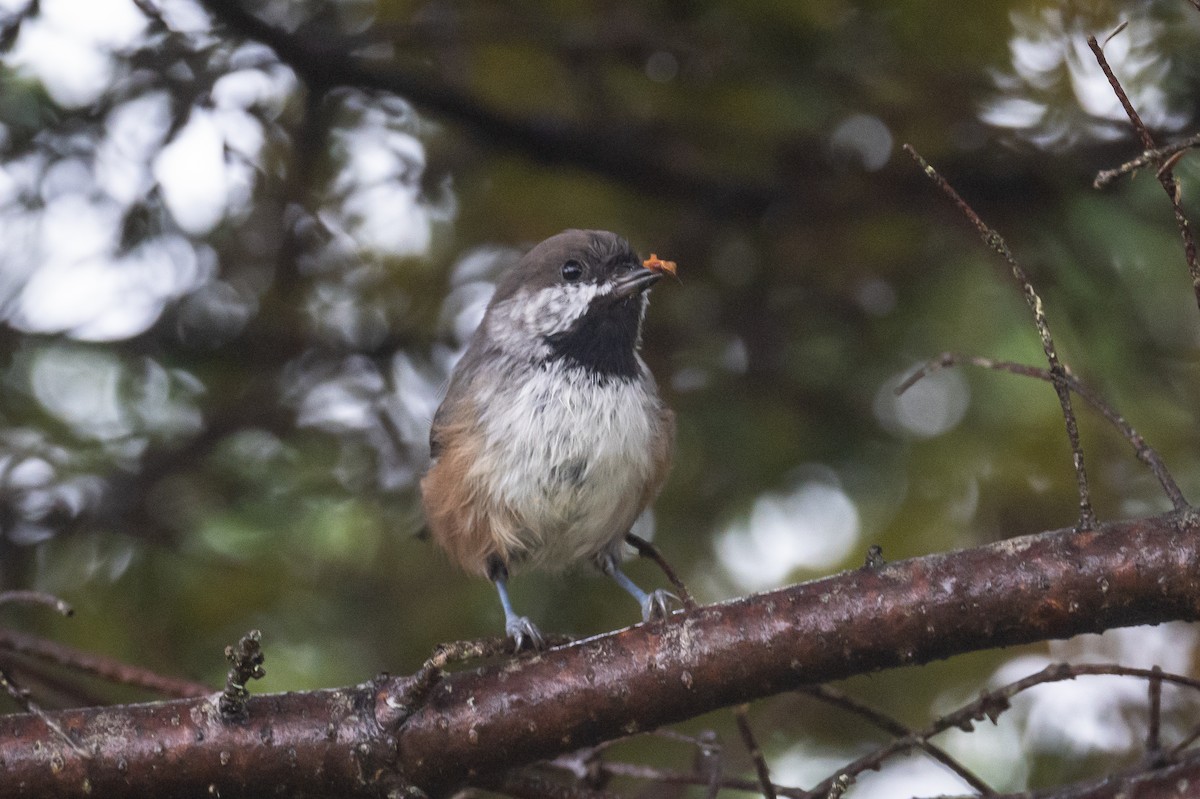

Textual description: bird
[421,229,676,649]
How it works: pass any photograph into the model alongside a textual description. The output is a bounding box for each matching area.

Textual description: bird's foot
[505,615,546,651]
[641,589,677,623]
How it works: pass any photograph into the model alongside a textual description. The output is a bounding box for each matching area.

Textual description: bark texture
[2,511,1198,797]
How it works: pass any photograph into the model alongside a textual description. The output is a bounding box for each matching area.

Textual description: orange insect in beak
[642,253,678,277]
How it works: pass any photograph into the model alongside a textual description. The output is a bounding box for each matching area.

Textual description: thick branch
[2,512,1198,797]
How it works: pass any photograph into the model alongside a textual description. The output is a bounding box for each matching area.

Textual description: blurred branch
[732,704,777,799]
[479,769,622,799]
[2,511,1199,797]
[558,760,805,798]
[194,0,783,217]
[1147,665,1164,763]
[0,590,73,616]
[0,628,211,699]
[1015,753,1200,799]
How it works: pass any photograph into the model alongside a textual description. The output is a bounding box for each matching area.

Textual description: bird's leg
[597,553,674,622]
[487,556,544,650]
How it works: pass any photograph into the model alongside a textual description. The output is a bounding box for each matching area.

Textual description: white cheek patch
[488,283,610,344]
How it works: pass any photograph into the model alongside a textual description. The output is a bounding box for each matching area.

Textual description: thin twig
[550,727,724,795]
[1101,20,1130,47]
[806,662,1200,797]
[733,704,777,799]
[397,634,575,724]
[0,627,211,698]
[0,590,74,617]
[903,144,1097,531]
[404,636,516,715]
[798,684,995,795]
[1147,665,1163,760]
[625,533,697,610]
[483,767,623,799]
[897,352,1189,510]
[1094,132,1200,189]
[1088,35,1200,312]
[0,652,111,707]
[566,761,808,799]
[552,695,992,799]
[697,729,722,799]
[0,667,90,757]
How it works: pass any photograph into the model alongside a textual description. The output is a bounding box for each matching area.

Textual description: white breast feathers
[470,359,659,571]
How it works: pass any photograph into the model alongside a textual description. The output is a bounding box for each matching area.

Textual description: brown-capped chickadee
[421,229,676,648]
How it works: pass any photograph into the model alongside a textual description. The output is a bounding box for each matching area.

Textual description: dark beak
[611,268,662,299]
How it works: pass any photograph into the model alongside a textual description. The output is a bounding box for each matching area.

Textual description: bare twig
[0,590,74,616]
[1147,665,1163,761]
[404,636,523,719]
[575,760,807,798]
[798,684,995,795]
[903,144,1097,531]
[807,662,1200,797]
[625,532,697,611]
[733,704,777,799]
[549,727,725,794]
[0,667,89,757]
[219,629,265,721]
[696,729,723,799]
[554,689,994,798]
[484,768,623,799]
[1101,21,1130,47]
[0,628,211,698]
[0,653,111,707]
[1094,132,1200,189]
[397,634,578,729]
[897,352,1189,510]
[1088,35,1200,312]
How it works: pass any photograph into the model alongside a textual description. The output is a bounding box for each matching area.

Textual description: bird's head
[483,230,665,378]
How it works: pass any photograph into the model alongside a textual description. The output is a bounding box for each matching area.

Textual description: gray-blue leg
[489,557,544,650]
[598,555,673,622]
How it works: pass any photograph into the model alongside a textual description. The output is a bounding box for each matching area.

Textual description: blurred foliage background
[2,0,1200,794]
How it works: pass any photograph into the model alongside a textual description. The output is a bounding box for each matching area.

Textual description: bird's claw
[641,589,677,623]
[506,615,546,651]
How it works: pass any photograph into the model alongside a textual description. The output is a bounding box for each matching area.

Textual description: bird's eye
[561,260,584,282]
